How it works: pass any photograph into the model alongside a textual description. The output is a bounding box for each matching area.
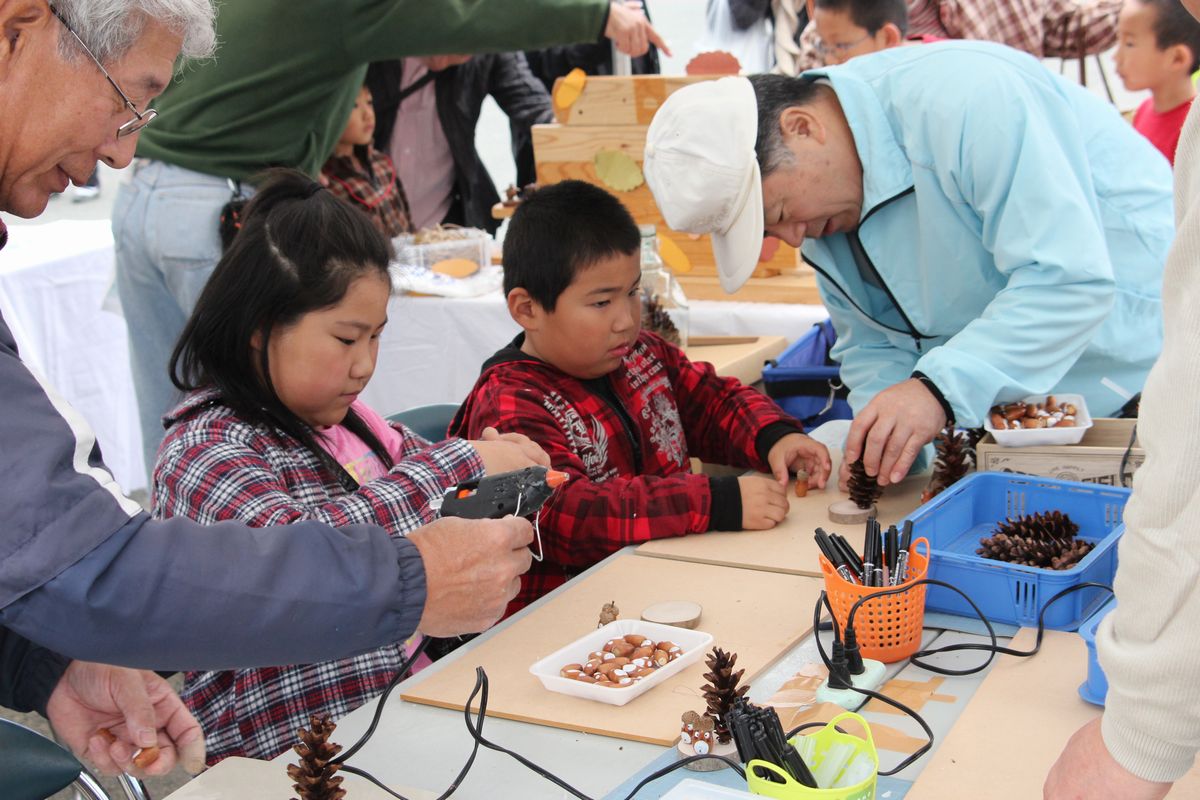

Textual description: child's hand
[471,426,551,473]
[737,475,790,530]
[766,432,832,490]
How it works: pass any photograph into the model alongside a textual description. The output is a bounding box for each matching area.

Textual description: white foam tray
[661,779,758,799]
[529,619,713,706]
[983,393,1092,447]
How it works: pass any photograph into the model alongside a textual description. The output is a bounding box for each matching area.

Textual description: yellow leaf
[658,232,692,273]
[553,68,587,111]
[594,149,645,192]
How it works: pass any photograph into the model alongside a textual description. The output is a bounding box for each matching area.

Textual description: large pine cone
[976,511,1093,570]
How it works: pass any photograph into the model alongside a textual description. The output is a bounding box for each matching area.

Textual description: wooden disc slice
[641,601,703,629]
[828,499,875,524]
[430,258,479,278]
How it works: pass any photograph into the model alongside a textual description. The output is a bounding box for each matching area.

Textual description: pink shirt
[319,399,434,671]
[390,58,456,230]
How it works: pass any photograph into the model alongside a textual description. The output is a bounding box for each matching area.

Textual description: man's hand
[844,378,946,486]
[1044,719,1171,799]
[470,426,551,473]
[766,432,832,489]
[605,1,672,57]
[412,515,534,636]
[737,475,790,529]
[45,661,205,777]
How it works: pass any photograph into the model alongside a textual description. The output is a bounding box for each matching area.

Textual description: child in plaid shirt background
[151,169,546,764]
[450,181,832,617]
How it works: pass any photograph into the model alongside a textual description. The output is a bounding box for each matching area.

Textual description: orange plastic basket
[819,538,929,663]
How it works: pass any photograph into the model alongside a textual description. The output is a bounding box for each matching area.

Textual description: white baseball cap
[643,77,762,293]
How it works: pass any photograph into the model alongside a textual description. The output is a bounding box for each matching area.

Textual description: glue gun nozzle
[545,470,569,488]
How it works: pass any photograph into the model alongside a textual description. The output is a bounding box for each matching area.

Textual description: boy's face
[1114,0,1180,91]
[813,8,883,65]
[339,87,376,149]
[520,251,642,380]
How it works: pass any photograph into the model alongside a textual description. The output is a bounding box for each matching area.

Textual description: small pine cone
[288,714,346,800]
[700,647,749,744]
[847,459,883,510]
[642,294,682,346]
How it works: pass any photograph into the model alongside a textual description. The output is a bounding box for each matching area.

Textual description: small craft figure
[598,600,620,628]
[692,717,716,755]
[680,709,703,746]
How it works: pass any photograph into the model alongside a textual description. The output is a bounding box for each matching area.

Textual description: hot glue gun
[434,465,568,520]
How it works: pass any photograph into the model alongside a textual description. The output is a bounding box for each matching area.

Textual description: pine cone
[922,426,971,503]
[976,511,1094,570]
[963,427,987,468]
[847,459,883,510]
[701,647,749,744]
[287,714,346,800]
[642,294,682,346]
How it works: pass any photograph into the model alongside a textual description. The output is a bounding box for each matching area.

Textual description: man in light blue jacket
[644,41,1172,487]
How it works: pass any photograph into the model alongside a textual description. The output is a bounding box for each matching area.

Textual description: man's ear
[1168,43,1196,76]
[507,287,543,332]
[0,0,50,77]
[779,105,826,145]
[878,22,903,49]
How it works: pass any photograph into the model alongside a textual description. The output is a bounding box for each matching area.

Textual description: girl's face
[339,87,376,149]
[263,272,389,428]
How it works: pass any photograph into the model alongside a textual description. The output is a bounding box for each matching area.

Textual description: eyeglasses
[49,3,157,138]
[814,33,871,58]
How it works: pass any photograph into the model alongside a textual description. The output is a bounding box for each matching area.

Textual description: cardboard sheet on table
[908,629,1200,798]
[636,449,930,576]
[402,554,824,746]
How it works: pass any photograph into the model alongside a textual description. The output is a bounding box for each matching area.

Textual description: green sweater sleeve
[137,0,609,180]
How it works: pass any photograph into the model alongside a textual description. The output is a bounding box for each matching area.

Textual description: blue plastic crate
[762,320,852,430]
[1078,598,1116,706]
[904,473,1127,629]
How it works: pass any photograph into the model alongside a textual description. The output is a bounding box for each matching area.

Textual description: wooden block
[551,74,721,126]
[401,554,824,746]
[635,449,930,577]
[677,272,822,305]
[532,123,800,279]
[908,629,1200,798]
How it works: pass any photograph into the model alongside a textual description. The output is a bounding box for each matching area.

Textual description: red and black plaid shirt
[321,145,412,238]
[450,332,802,615]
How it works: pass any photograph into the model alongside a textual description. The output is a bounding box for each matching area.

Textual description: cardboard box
[976,418,1142,487]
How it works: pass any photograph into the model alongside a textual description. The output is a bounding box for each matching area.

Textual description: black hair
[747,75,827,177]
[1140,0,1200,73]
[814,0,909,36]
[170,168,397,485]
[502,180,641,311]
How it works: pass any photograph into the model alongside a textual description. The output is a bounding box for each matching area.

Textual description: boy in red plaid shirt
[451,181,831,615]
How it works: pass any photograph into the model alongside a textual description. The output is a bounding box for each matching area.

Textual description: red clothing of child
[450,330,803,615]
[1133,96,1194,166]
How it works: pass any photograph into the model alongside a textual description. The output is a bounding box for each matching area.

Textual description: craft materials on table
[636,448,930,577]
[401,554,824,746]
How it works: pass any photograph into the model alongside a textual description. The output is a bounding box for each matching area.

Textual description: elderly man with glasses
[0,0,539,778]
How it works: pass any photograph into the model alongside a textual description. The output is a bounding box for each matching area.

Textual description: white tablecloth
[0,220,146,493]
[361,291,828,418]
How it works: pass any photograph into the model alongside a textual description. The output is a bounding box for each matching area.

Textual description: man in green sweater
[114,0,667,474]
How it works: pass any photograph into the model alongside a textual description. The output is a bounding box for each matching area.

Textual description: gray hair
[54,0,216,65]
[747,74,825,178]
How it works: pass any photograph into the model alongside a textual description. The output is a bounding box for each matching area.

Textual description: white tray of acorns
[530,620,713,706]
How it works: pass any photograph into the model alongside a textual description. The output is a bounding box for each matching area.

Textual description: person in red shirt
[451,181,832,615]
[1115,0,1200,165]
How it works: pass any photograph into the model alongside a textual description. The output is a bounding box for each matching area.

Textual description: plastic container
[1078,598,1116,706]
[746,712,877,800]
[819,539,930,663]
[640,225,690,347]
[528,620,712,706]
[905,472,1127,629]
[392,227,491,272]
[762,321,852,430]
[983,393,1092,447]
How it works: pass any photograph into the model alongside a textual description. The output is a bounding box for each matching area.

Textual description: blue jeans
[112,161,232,478]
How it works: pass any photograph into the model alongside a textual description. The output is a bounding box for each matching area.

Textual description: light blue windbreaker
[799,41,1173,426]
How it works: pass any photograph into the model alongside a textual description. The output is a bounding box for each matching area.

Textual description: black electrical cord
[1119,420,1139,488]
[332,635,432,766]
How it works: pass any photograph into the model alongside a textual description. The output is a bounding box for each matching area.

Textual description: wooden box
[976,417,1142,487]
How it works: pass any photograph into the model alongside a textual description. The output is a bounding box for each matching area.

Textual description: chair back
[387,403,460,443]
[0,717,114,800]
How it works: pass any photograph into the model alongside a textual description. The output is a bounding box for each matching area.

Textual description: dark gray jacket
[0,310,426,672]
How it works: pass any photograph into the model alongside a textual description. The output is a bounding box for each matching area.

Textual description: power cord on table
[809,579,1114,776]
[330,638,745,800]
